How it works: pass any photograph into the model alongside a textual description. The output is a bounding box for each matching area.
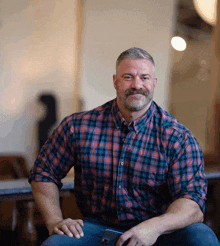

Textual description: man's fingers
[126,237,137,246]
[67,220,84,238]
[53,227,64,236]
[51,219,84,238]
[77,219,84,227]
[61,224,74,237]
[74,223,84,237]
[69,225,80,238]
[116,231,131,246]
[54,219,84,238]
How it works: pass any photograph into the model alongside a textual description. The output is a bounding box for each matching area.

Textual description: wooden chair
[0,155,29,180]
[0,155,37,245]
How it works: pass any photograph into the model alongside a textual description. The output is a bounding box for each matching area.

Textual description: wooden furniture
[1,160,220,243]
[0,177,74,245]
[0,155,31,241]
[204,169,220,240]
[0,156,30,180]
[0,178,74,201]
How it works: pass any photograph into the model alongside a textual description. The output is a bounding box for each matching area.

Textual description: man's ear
[113,74,117,89]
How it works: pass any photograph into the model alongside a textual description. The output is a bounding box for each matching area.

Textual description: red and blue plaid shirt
[29,99,207,226]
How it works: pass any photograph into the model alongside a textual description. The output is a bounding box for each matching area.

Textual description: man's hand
[48,218,84,239]
[116,219,160,246]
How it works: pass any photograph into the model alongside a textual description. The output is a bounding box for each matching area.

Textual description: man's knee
[41,234,72,246]
[156,223,219,246]
[181,223,219,245]
[40,220,108,246]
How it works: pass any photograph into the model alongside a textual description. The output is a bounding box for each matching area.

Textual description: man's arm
[116,198,203,246]
[31,181,84,238]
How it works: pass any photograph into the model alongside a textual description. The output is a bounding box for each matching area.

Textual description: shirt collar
[112,99,155,133]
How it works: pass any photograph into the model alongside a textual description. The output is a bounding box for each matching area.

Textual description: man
[29,47,219,246]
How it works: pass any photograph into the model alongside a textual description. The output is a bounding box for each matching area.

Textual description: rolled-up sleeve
[29,116,75,189]
[166,131,207,213]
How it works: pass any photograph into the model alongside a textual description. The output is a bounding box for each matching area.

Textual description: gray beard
[123,88,152,112]
[123,97,152,112]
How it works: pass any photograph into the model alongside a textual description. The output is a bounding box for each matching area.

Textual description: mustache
[125,88,149,97]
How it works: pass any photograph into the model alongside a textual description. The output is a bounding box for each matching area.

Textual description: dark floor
[0,226,48,246]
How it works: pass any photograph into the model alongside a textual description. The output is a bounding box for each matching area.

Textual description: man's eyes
[123,75,133,80]
[123,75,150,81]
[141,76,150,81]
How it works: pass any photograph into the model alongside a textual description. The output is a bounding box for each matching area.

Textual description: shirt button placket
[118,161,123,189]
[116,166,123,219]
[116,133,127,219]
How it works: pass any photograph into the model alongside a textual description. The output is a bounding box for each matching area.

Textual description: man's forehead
[118,59,154,72]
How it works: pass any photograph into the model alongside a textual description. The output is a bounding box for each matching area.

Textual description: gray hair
[116,47,155,74]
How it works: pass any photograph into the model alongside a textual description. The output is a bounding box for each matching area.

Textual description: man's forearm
[116,198,204,246]
[155,197,204,235]
[31,181,63,229]
[31,180,85,238]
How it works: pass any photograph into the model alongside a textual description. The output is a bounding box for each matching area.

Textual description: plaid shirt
[29,99,207,226]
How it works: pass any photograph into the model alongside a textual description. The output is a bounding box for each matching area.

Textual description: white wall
[80,0,175,111]
[170,38,212,152]
[0,0,79,167]
[0,0,175,168]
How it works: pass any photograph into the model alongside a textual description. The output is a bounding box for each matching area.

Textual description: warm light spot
[193,0,217,26]
[171,36,187,52]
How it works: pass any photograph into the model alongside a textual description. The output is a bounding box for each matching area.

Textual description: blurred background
[1,0,220,244]
[1,0,219,167]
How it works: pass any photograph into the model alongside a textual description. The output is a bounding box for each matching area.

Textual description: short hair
[116,47,155,74]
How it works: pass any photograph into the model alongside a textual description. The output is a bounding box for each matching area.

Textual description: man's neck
[117,100,152,123]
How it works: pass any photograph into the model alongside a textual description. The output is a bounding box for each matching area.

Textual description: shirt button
[120,161,124,166]
[119,185,122,189]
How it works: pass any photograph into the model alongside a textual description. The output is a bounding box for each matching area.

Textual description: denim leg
[155,223,220,246]
[41,221,219,246]
[40,219,123,246]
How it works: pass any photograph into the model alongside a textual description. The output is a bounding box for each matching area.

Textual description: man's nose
[131,76,142,89]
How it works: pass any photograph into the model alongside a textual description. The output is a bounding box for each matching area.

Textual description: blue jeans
[41,220,219,246]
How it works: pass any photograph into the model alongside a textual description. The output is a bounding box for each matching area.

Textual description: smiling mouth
[127,93,146,98]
